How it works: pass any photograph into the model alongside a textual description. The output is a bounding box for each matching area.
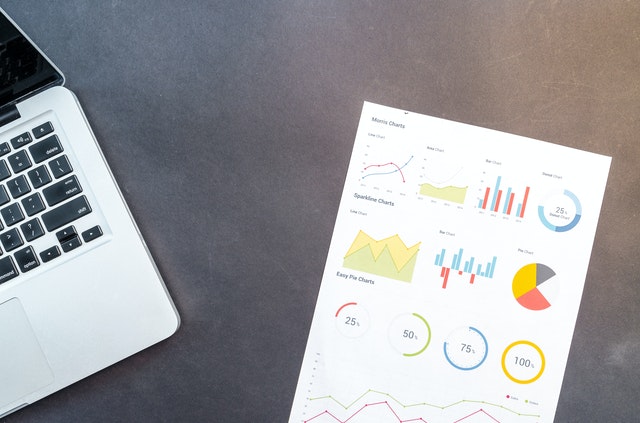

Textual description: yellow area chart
[343,231,420,282]
[419,183,468,204]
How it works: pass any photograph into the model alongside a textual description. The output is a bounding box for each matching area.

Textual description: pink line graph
[361,156,413,183]
[305,401,428,423]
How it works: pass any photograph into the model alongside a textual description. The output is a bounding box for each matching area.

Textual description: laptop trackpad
[0,298,54,409]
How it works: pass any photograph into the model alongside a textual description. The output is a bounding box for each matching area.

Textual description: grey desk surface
[0,1,638,422]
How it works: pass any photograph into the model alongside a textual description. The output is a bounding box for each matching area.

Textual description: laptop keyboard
[0,118,105,284]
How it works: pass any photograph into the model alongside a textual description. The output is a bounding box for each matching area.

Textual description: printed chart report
[289,102,611,423]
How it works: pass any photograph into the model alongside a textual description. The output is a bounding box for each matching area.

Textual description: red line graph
[304,401,508,423]
[305,401,428,423]
[361,156,413,183]
[363,162,407,182]
[303,389,540,423]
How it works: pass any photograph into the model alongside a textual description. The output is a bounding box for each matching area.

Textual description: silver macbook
[0,8,180,417]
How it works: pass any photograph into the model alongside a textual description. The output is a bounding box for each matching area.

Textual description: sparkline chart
[289,102,611,423]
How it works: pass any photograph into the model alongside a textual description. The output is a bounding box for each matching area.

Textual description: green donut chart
[538,189,582,232]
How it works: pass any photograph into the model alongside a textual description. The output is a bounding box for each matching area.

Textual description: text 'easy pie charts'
[512,263,556,310]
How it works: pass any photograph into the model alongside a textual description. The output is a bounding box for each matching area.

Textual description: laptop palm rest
[0,298,54,409]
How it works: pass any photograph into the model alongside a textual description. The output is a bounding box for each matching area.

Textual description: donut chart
[501,340,546,384]
[335,302,369,338]
[388,313,432,357]
[512,263,556,310]
[443,326,489,371]
[538,189,582,232]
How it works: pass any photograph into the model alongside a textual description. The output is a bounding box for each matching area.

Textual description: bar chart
[435,247,498,289]
[478,175,531,218]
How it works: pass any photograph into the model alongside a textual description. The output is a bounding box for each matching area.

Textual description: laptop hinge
[0,104,20,128]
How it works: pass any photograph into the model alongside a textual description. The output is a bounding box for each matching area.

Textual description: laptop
[0,8,180,417]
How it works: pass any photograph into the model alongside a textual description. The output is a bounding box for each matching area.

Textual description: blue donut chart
[443,326,489,371]
[538,189,582,232]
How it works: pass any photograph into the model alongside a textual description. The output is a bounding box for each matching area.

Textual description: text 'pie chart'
[512,263,556,310]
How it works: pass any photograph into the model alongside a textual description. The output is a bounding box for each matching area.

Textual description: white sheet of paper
[289,102,611,423]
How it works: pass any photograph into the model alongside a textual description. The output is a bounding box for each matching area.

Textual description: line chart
[421,164,464,186]
[361,156,414,183]
[305,401,427,423]
[453,409,501,423]
[304,389,540,423]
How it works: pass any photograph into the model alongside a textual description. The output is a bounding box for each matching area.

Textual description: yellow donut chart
[501,340,546,384]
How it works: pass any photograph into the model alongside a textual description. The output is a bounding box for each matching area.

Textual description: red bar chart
[478,175,530,218]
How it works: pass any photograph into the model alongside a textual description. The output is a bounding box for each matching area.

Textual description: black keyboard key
[0,228,23,252]
[29,135,63,163]
[61,235,82,253]
[43,175,82,206]
[32,122,54,139]
[1,203,24,226]
[0,256,18,284]
[27,165,52,188]
[41,195,92,231]
[82,225,103,242]
[40,245,61,263]
[0,186,9,206]
[20,219,44,242]
[21,193,45,216]
[55,225,77,243]
[8,150,32,173]
[0,160,10,181]
[0,142,10,157]
[48,155,73,178]
[57,226,81,252]
[7,175,31,199]
[14,246,39,273]
[10,132,32,149]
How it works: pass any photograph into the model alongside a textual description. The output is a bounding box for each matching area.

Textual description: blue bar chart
[478,175,530,218]
[435,247,498,288]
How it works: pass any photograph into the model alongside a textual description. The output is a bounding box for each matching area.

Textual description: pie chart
[512,263,556,310]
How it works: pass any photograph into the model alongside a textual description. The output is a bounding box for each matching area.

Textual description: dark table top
[1,1,638,422]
